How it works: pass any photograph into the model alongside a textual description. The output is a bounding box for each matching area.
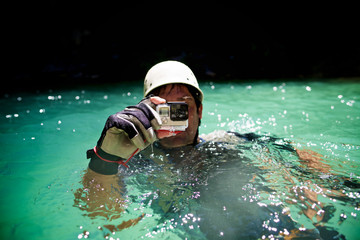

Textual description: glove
[87,97,162,174]
[99,96,162,157]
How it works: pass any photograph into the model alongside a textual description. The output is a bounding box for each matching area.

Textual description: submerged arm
[74,168,145,232]
[74,168,125,220]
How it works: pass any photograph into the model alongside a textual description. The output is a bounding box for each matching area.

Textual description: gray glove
[98,97,162,158]
[87,97,162,174]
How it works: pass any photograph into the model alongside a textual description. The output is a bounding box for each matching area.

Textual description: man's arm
[86,96,164,175]
[75,168,145,232]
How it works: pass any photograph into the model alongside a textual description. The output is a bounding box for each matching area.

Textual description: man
[86,60,205,175]
[75,61,210,231]
[76,60,335,237]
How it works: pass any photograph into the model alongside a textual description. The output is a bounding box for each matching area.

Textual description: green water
[1,80,359,239]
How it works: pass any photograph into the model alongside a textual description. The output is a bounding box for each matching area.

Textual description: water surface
[1,80,359,239]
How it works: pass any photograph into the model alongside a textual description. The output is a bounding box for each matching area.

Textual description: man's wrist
[87,146,122,175]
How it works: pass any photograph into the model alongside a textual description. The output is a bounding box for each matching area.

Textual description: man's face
[156,84,203,148]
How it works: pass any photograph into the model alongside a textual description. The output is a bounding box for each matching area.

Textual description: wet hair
[187,85,202,111]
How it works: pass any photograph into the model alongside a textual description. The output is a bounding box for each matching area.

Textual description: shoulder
[198,130,249,150]
[199,130,244,144]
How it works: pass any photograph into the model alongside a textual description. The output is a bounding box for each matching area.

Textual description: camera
[156,102,188,131]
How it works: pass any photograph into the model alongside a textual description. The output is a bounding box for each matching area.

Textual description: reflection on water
[74,130,358,239]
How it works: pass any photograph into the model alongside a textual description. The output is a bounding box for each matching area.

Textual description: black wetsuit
[117,132,300,239]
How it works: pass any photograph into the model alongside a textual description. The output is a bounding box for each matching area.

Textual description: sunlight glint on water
[1,80,359,239]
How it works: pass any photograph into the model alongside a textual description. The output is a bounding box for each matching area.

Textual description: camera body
[156,102,188,131]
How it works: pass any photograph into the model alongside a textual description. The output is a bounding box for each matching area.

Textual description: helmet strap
[192,118,201,146]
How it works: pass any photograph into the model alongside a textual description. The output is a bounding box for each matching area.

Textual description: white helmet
[144,60,203,102]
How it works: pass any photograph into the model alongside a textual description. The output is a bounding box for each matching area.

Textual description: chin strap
[193,127,199,145]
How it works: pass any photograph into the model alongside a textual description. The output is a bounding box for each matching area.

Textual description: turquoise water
[1,80,359,239]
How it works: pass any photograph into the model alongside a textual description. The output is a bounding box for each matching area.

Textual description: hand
[97,96,166,159]
[149,96,166,105]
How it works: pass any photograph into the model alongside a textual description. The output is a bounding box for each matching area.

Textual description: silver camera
[156,102,188,131]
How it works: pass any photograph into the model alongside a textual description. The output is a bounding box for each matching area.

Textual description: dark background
[5,2,360,93]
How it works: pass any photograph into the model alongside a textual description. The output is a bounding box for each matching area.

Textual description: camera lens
[176,109,186,118]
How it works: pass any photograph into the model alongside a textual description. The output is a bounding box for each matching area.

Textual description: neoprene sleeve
[87,146,123,175]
